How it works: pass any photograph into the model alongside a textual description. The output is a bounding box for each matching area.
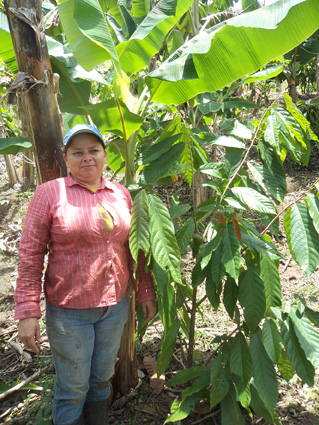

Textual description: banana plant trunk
[5,0,66,184]
[113,292,138,394]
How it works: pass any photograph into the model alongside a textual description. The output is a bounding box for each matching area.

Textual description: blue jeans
[46,294,129,425]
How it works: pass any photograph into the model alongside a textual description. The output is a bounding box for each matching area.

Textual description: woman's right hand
[18,318,42,354]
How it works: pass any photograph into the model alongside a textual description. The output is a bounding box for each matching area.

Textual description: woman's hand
[18,318,42,354]
[141,300,156,323]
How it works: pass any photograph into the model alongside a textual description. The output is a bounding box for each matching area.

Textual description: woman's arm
[15,185,51,320]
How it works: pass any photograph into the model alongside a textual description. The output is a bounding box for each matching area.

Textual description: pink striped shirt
[14,174,155,320]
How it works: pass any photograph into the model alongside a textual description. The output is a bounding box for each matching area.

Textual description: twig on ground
[0,325,17,337]
[191,409,220,424]
[0,407,14,420]
[282,254,292,273]
[0,364,52,401]
[173,352,186,369]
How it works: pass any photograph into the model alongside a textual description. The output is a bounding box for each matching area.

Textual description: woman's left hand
[141,300,156,323]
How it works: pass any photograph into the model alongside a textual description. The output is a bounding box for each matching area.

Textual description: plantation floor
[1,159,319,425]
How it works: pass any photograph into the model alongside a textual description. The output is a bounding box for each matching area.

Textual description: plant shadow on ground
[1,156,319,424]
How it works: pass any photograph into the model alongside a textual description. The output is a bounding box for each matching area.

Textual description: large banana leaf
[56,0,133,105]
[0,137,32,155]
[0,12,17,73]
[47,37,106,114]
[116,0,194,76]
[146,0,319,104]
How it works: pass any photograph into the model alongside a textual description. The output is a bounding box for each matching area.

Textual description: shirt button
[106,240,110,244]
[108,260,111,265]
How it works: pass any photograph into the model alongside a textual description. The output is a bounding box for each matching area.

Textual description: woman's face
[63,134,106,186]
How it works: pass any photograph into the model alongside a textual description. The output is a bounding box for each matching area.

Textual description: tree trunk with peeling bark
[3,155,19,187]
[5,0,66,184]
[113,292,138,395]
[316,55,319,97]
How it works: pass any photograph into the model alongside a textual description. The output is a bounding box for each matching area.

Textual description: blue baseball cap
[63,124,105,148]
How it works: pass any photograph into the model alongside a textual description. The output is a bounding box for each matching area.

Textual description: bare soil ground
[1,157,319,425]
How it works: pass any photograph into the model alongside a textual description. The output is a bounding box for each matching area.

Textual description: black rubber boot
[82,399,109,425]
[52,413,85,425]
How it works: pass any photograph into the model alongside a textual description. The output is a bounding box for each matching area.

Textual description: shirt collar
[65,173,115,192]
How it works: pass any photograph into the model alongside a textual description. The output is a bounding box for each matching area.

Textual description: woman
[15,124,156,425]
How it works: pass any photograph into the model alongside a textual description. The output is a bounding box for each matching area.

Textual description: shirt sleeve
[14,185,51,320]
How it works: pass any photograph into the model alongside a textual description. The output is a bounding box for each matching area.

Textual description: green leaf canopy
[146,0,319,104]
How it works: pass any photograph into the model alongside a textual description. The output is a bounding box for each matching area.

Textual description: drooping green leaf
[117,0,194,76]
[221,391,245,425]
[284,93,318,142]
[305,306,319,327]
[271,106,311,166]
[247,159,286,203]
[47,36,105,115]
[221,222,241,282]
[223,276,238,319]
[250,328,278,417]
[132,0,151,24]
[277,349,295,382]
[237,63,283,85]
[57,0,133,104]
[164,393,199,424]
[210,243,226,285]
[241,232,282,260]
[290,308,319,368]
[206,273,222,311]
[176,218,195,255]
[140,134,182,165]
[210,136,245,149]
[210,351,230,408]
[231,187,276,214]
[56,0,111,68]
[168,203,191,220]
[84,99,144,138]
[129,189,150,264]
[167,29,185,56]
[225,147,245,178]
[264,115,282,157]
[148,194,181,283]
[199,99,260,115]
[262,318,282,363]
[168,365,210,387]
[306,193,319,235]
[199,226,224,261]
[250,384,277,425]
[158,317,180,376]
[143,142,185,184]
[230,332,252,386]
[220,119,252,140]
[146,0,319,104]
[280,315,315,386]
[153,262,177,329]
[284,203,319,277]
[182,367,211,398]
[260,254,282,314]
[0,138,32,155]
[238,266,266,331]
